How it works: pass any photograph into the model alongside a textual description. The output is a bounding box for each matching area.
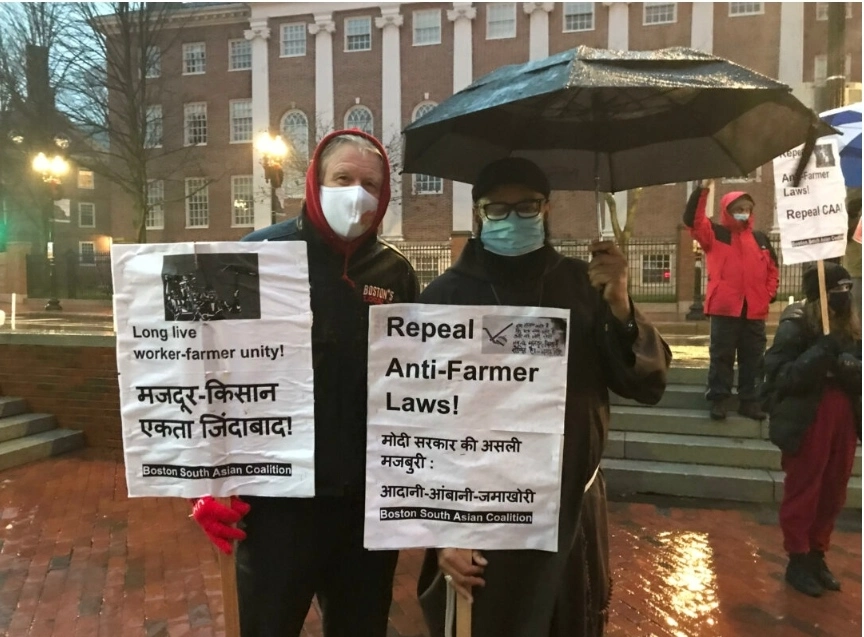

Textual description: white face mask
[319,185,379,239]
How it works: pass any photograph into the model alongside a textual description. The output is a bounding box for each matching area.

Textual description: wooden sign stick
[817,260,831,335]
[456,549,472,637]
[217,498,242,637]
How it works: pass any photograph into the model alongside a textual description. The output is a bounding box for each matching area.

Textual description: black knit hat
[472,157,551,202]
[803,262,852,301]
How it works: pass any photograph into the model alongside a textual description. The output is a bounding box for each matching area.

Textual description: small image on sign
[162,253,260,322]
[814,143,836,168]
[480,316,567,356]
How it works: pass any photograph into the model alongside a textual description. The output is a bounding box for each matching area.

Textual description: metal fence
[552,238,678,302]
[26,251,113,300]
[389,241,452,290]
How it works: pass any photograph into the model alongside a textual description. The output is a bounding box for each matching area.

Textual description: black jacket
[764,303,862,453]
[243,213,419,495]
[416,240,671,637]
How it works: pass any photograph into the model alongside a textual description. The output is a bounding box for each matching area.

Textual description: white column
[690,2,714,53]
[376,6,404,239]
[605,2,629,52]
[523,3,554,61]
[245,21,272,230]
[309,13,336,138]
[603,3,629,237]
[779,3,806,105]
[448,3,477,233]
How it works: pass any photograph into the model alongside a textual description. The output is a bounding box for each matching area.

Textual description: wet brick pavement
[0,451,859,637]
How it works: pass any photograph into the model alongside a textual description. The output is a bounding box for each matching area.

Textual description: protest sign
[364,304,569,552]
[112,242,315,498]
[774,138,849,265]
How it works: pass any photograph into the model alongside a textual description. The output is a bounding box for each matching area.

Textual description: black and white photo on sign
[162,253,261,322]
[814,143,836,168]
[480,315,568,356]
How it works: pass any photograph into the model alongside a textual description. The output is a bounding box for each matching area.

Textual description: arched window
[344,105,374,135]
[412,102,443,194]
[280,110,309,160]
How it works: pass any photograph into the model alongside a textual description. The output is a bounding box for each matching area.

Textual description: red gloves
[191,495,251,554]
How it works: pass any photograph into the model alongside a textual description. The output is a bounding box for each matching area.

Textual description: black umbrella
[402,46,834,193]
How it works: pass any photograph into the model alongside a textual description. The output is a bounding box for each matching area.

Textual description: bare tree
[604,188,643,254]
[62,2,218,243]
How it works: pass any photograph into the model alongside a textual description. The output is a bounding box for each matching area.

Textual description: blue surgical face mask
[732,213,750,222]
[480,215,545,256]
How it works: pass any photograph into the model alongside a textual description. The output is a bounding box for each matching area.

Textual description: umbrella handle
[791,119,819,188]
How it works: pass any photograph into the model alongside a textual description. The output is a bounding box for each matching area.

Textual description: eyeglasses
[479,199,546,221]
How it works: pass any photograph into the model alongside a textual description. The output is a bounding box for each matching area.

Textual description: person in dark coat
[684,182,779,421]
[415,157,671,637]
[190,130,419,637]
[764,262,861,598]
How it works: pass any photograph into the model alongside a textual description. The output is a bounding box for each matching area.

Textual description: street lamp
[32,150,69,311]
[685,239,706,321]
[255,133,288,224]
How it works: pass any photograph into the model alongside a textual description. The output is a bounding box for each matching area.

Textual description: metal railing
[388,241,452,290]
[26,251,113,300]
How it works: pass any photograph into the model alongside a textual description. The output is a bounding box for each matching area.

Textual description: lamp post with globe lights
[255,133,288,224]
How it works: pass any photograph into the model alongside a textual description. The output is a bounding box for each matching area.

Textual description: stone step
[611,384,708,410]
[667,367,712,385]
[602,458,861,508]
[606,431,862,476]
[0,413,57,443]
[0,429,85,472]
[609,405,763,438]
[0,397,27,419]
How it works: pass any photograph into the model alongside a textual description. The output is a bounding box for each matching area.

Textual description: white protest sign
[364,304,569,552]
[112,242,315,498]
[774,138,848,265]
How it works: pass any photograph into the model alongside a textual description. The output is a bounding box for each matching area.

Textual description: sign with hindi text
[364,304,569,552]
[774,138,849,265]
[112,242,315,498]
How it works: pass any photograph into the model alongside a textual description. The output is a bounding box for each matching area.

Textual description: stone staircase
[0,396,85,471]
[603,367,862,508]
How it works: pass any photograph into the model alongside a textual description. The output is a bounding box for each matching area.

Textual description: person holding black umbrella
[683,182,779,421]
[415,157,671,637]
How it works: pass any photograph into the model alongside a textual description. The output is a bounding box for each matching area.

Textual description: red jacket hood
[304,129,392,257]
[720,190,754,232]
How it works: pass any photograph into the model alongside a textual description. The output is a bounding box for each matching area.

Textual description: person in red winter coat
[683,181,779,421]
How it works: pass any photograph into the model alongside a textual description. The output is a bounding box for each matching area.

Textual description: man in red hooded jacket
[190,130,419,637]
[684,182,779,421]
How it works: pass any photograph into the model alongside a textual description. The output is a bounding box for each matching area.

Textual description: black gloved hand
[816,333,844,358]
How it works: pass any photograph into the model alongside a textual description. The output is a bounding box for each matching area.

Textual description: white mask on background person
[732,213,750,222]
[319,185,379,239]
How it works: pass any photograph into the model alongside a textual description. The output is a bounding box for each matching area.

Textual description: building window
[729,2,763,16]
[344,105,374,135]
[816,2,853,20]
[232,175,255,227]
[79,241,96,266]
[78,169,94,190]
[641,254,671,284]
[184,102,208,146]
[78,202,95,228]
[281,23,307,57]
[185,178,209,228]
[563,3,594,32]
[230,99,253,143]
[280,110,309,160]
[229,39,252,70]
[145,46,161,78]
[412,103,443,195]
[182,42,206,74]
[145,105,163,148]
[345,17,372,52]
[487,3,517,39]
[814,54,852,84]
[413,9,442,45]
[146,180,164,230]
[643,2,677,25]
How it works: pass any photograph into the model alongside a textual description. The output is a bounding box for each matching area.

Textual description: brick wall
[0,336,121,449]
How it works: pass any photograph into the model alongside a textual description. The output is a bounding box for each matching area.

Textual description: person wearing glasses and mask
[764,263,861,598]
[415,157,671,637]
[190,130,419,637]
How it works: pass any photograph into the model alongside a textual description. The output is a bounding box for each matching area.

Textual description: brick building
[104,2,861,291]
